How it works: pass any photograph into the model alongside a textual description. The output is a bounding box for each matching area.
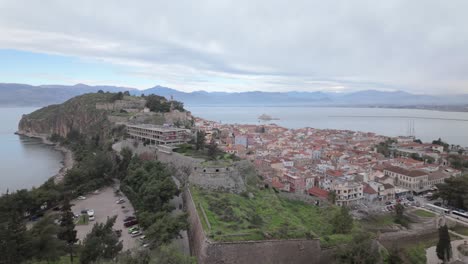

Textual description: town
[194,118,464,208]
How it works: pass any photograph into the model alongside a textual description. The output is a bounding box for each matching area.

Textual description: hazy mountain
[136,86,468,107]
[0,83,135,106]
[1,82,467,108]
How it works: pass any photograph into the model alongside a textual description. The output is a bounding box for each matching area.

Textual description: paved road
[71,185,138,251]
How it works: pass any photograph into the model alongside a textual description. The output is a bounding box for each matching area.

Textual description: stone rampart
[184,188,326,264]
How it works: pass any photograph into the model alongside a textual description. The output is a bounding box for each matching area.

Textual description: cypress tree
[436,224,452,263]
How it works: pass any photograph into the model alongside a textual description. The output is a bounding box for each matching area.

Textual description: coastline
[15,131,74,184]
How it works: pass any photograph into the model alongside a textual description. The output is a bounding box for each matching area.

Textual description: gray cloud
[0,0,467,93]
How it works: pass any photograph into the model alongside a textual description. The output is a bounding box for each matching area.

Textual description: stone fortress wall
[96,98,146,111]
[184,187,327,264]
[189,163,246,193]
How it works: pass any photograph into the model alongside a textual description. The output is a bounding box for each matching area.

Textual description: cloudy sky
[0,0,467,94]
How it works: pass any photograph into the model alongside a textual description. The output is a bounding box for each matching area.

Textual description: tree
[30,216,65,263]
[432,138,449,151]
[435,174,468,209]
[97,90,104,93]
[145,94,171,112]
[394,203,404,221]
[436,224,452,263]
[145,214,188,248]
[123,91,130,96]
[0,206,30,264]
[58,197,78,263]
[332,206,353,234]
[336,232,380,264]
[195,130,206,150]
[112,92,124,101]
[207,140,218,160]
[386,246,403,264]
[327,190,337,204]
[80,216,123,264]
[117,147,133,179]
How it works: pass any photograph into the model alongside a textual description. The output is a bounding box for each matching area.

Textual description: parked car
[407,197,414,201]
[128,226,139,233]
[89,215,95,221]
[124,220,138,228]
[434,202,442,207]
[116,198,126,204]
[77,196,86,200]
[123,216,136,222]
[87,209,95,217]
[131,231,142,237]
[138,235,146,242]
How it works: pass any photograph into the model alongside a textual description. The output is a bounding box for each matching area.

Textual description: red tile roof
[308,187,329,198]
[363,183,377,194]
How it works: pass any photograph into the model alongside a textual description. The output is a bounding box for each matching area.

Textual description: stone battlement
[189,161,246,193]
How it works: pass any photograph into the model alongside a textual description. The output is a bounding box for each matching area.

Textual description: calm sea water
[188,106,468,147]
[0,107,63,194]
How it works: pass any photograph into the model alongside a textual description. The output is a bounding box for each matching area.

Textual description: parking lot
[71,185,139,251]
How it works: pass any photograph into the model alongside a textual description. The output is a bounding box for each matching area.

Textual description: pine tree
[80,216,122,264]
[436,224,452,263]
[30,216,65,263]
[0,192,30,264]
[58,197,78,263]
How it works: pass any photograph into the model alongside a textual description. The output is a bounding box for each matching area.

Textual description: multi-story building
[383,165,451,194]
[126,124,191,145]
[332,180,363,206]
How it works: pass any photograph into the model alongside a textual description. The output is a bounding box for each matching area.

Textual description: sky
[0,0,468,94]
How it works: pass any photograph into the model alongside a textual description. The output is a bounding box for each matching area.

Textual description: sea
[0,107,63,194]
[188,106,468,148]
[1,106,468,193]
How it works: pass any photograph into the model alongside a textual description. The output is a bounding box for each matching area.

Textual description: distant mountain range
[1,83,468,109]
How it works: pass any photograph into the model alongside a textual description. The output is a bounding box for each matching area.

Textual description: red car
[124,219,138,227]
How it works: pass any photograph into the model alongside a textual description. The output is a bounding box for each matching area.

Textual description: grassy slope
[190,186,356,246]
[413,209,436,218]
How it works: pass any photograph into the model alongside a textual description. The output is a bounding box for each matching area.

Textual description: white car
[131,231,142,237]
[77,196,86,200]
[87,209,95,217]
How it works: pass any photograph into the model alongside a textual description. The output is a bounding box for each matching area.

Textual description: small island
[258,114,280,121]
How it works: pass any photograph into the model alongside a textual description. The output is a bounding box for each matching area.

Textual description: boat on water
[258,114,280,121]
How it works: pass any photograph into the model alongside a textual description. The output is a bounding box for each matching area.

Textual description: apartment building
[332,180,364,206]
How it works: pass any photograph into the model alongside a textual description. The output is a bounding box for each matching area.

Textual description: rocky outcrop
[18,93,113,139]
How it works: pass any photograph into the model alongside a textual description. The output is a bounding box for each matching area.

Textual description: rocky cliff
[18,93,114,139]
